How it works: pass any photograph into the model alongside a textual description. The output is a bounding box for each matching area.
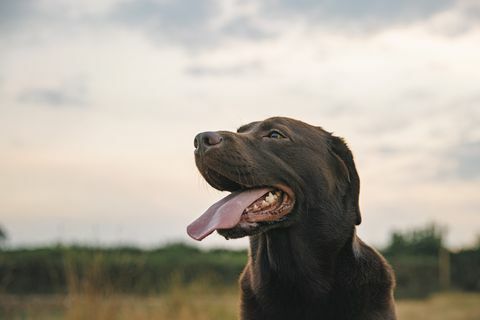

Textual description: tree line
[0,224,479,298]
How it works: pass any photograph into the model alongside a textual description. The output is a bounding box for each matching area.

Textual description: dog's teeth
[265,192,276,204]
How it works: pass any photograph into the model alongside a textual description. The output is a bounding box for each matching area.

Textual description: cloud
[107,0,480,50]
[110,0,458,48]
[110,0,221,47]
[262,0,456,31]
[17,79,88,107]
[0,0,37,31]
[3,0,480,51]
[462,0,480,21]
[449,141,480,180]
[219,15,272,40]
[185,60,262,76]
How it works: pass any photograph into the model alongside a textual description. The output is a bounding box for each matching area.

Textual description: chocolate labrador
[187,117,396,320]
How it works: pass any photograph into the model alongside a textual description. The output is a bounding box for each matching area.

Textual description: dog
[187,117,396,320]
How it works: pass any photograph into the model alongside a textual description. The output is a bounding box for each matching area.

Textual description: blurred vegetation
[0,243,247,295]
[0,224,479,300]
[383,224,480,298]
[0,225,7,247]
[383,224,444,298]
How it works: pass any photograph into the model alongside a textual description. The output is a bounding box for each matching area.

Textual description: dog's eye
[267,130,285,139]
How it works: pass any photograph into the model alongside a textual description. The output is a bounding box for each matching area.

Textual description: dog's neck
[248,226,357,299]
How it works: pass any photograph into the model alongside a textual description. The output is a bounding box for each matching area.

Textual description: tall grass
[1,255,479,320]
[1,242,479,319]
[61,252,238,320]
[2,290,480,320]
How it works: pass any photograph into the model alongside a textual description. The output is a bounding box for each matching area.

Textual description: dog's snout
[194,131,223,153]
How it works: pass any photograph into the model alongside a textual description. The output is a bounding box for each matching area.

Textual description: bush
[388,255,439,299]
[451,248,480,291]
[0,244,247,295]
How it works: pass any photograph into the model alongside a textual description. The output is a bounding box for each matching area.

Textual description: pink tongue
[187,188,273,241]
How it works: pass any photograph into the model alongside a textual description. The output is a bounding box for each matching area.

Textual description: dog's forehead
[237,117,327,136]
[237,121,260,133]
[237,117,295,131]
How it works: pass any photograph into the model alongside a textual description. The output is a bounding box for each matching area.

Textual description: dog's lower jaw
[217,212,297,240]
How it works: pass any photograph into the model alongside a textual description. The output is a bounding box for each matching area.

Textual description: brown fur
[194,117,396,320]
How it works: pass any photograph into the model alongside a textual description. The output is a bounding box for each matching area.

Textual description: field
[1,234,479,319]
[1,288,479,320]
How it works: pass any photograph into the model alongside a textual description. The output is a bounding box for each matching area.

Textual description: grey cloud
[111,0,221,47]
[427,2,480,37]
[1,0,224,48]
[432,138,480,182]
[0,0,37,31]
[109,0,480,47]
[185,61,262,76]
[462,2,480,21]
[111,1,273,48]
[18,80,88,107]
[376,145,401,155]
[220,16,272,40]
[3,0,479,51]
[262,0,456,31]
[113,0,218,28]
[3,0,478,52]
[450,141,480,180]
[455,2,480,34]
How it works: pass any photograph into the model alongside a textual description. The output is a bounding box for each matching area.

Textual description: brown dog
[188,117,396,320]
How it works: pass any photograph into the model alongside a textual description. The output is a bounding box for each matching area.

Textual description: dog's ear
[329,135,362,225]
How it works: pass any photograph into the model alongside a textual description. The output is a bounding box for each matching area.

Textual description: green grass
[1,289,479,320]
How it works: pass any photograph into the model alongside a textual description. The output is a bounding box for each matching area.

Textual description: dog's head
[187,117,361,241]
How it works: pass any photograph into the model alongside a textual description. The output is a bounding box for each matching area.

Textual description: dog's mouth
[187,169,295,241]
[240,189,293,223]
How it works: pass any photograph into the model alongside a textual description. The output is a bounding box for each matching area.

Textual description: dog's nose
[194,131,223,153]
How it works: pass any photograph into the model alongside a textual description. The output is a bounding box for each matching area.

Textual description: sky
[0,0,479,249]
